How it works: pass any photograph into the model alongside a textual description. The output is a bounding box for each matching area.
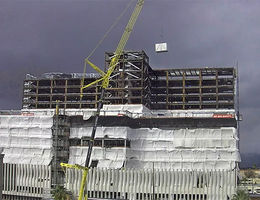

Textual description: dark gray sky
[1,0,260,156]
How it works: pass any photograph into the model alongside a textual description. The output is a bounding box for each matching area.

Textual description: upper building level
[23,50,237,110]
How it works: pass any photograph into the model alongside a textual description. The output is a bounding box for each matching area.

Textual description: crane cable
[82,0,136,80]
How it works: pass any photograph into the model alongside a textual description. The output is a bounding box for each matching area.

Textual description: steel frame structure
[23,51,236,111]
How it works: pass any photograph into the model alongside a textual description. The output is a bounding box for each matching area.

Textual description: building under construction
[23,51,236,110]
[0,51,239,200]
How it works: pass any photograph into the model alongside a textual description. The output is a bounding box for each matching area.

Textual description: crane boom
[102,0,145,88]
[83,0,144,168]
[61,1,145,200]
[81,0,144,90]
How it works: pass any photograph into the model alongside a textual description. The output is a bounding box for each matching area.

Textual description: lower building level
[0,105,240,199]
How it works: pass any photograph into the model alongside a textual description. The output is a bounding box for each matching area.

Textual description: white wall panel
[69,126,239,170]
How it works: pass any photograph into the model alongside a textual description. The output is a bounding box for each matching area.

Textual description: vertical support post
[199,70,202,109]
[36,80,39,109]
[166,71,169,109]
[65,80,68,109]
[55,100,59,115]
[50,80,53,109]
[216,69,219,109]
[182,72,186,109]
[141,52,144,106]
[95,85,98,109]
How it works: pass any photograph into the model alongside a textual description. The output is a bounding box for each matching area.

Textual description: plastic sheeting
[69,147,126,168]
[0,115,53,165]
[22,105,236,120]
[0,106,239,170]
[69,126,240,170]
[70,126,128,139]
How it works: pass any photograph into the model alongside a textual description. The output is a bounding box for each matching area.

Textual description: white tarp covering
[69,126,240,170]
[70,126,128,139]
[0,106,239,170]
[22,105,236,119]
[0,115,53,165]
[69,147,125,168]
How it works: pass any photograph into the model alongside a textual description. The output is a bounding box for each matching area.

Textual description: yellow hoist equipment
[60,1,145,200]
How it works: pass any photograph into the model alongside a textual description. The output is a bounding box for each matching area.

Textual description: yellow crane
[81,0,145,90]
[60,1,145,200]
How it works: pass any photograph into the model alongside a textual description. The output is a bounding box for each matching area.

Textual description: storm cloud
[0,0,260,157]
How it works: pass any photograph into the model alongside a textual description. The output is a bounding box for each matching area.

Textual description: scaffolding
[52,113,70,186]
